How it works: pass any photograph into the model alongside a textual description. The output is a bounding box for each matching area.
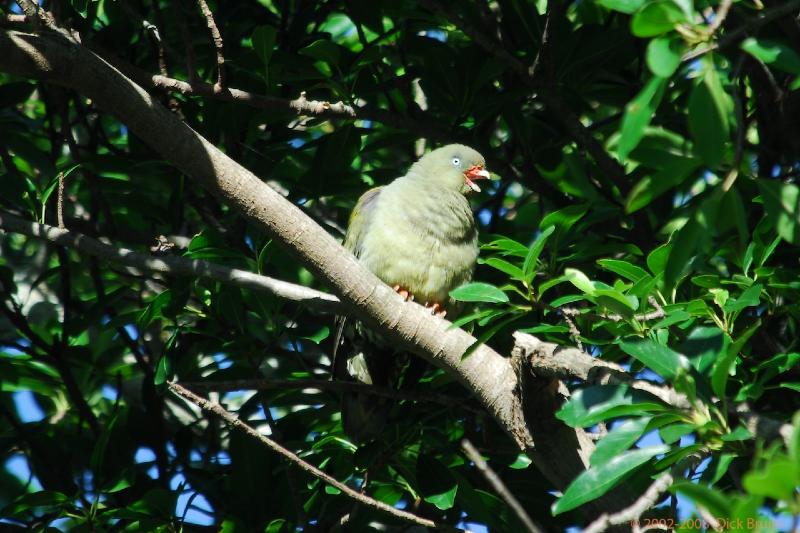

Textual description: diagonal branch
[168,382,457,531]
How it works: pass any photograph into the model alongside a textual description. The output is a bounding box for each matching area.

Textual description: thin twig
[195,0,225,90]
[461,439,543,533]
[56,171,65,229]
[561,309,584,351]
[168,381,455,531]
[683,0,800,62]
[183,378,482,412]
[581,472,673,533]
[0,211,343,313]
[706,0,733,36]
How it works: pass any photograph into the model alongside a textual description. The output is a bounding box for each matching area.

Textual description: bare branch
[582,472,673,533]
[56,171,65,229]
[461,439,543,533]
[0,210,343,313]
[512,331,692,410]
[706,0,733,36]
[168,382,451,530]
[195,0,226,89]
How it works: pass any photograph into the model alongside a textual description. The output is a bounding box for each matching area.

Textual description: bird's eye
[451,157,460,166]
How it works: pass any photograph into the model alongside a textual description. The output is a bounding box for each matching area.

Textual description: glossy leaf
[618,77,667,159]
[450,282,509,303]
[619,339,689,380]
[553,445,669,515]
[556,385,667,427]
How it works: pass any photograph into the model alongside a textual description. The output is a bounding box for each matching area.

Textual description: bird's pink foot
[424,302,447,318]
[392,285,414,301]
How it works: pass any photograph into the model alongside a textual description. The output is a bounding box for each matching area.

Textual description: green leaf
[302,326,330,344]
[711,319,759,398]
[4,491,69,516]
[618,77,668,159]
[539,205,588,233]
[646,35,684,78]
[741,38,800,75]
[688,63,732,168]
[522,226,555,282]
[480,257,524,280]
[590,417,652,466]
[482,237,529,257]
[742,457,800,502]
[671,481,732,517]
[658,422,695,444]
[758,180,800,245]
[625,156,700,213]
[595,0,645,14]
[595,288,638,317]
[556,385,667,427]
[619,340,689,380]
[647,243,671,276]
[790,412,800,464]
[679,326,727,374]
[723,283,762,313]
[553,445,669,515]
[597,259,649,283]
[664,194,720,291]
[631,0,688,37]
[564,268,596,296]
[417,454,458,510]
[299,40,341,65]
[450,282,509,304]
[252,26,278,66]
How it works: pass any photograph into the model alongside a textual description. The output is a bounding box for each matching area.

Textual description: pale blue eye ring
[451,157,460,166]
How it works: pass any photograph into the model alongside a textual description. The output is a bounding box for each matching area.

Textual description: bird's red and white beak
[464,165,490,192]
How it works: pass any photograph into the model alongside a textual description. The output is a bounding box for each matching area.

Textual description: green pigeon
[333,144,490,441]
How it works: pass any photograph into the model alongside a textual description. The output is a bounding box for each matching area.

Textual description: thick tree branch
[0,29,532,451]
[168,382,454,531]
[0,210,342,313]
[512,332,691,410]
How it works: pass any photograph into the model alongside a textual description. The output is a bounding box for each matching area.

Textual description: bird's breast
[358,181,478,306]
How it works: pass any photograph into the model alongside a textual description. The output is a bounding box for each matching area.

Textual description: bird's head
[409,144,490,194]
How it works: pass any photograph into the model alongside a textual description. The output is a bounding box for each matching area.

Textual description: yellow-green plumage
[344,144,485,309]
[334,144,488,442]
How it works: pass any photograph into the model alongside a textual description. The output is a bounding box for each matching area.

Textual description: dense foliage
[1,0,799,531]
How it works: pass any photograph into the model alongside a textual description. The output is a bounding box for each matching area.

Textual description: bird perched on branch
[333,144,490,442]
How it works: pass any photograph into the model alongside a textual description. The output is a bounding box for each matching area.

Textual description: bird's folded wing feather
[332,186,383,378]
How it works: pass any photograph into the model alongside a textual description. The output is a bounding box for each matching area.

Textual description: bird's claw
[424,302,447,318]
[392,285,414,301]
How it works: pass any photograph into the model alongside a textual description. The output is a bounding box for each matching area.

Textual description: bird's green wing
[331,186,390,441]
[332,186,383,379]
[343,186,383,257]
